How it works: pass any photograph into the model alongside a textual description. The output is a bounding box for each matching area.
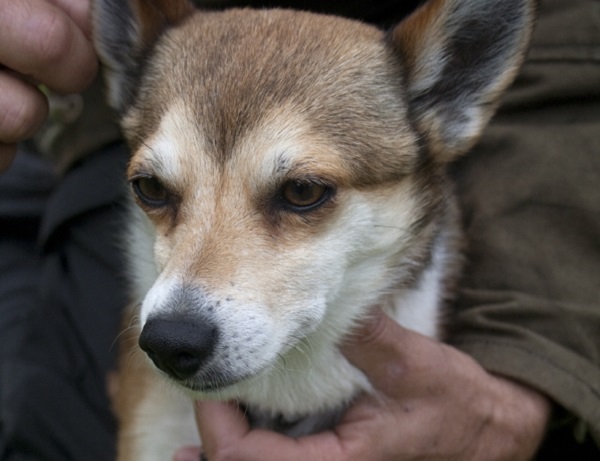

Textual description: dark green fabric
[449,0,600,451]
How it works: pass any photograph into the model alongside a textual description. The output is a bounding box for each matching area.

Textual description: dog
[92,0,535,458]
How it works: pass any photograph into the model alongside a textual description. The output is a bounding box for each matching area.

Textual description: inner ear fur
[93,0,195,113]
[390,0,536,162]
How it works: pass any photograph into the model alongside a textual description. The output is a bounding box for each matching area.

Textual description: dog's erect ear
[92,0,195,112]
[390,0,536,162]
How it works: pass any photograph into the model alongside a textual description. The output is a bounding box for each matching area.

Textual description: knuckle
[210,446,242,461]
[346,310,389,347]
[0,107,31,141]
[0,91,46,142]
[345,444,369,461]
[33,12,74,68]
[29,11,97,92]
[214,451,236,461]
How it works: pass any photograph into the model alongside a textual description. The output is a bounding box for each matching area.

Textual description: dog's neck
[244,404,347,437]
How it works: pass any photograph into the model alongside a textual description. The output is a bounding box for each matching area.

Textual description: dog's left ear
[390,0,536,162]
[92,0,195,113]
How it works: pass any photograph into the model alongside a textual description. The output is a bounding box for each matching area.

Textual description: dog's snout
[139,315,217,380]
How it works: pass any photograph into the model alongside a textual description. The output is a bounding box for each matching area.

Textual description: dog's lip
[179,373,251,393]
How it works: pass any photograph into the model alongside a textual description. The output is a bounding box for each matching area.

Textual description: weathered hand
[0,0,97,171]
[175,309,551,461]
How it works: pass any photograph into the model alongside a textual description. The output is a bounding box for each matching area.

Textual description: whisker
[372,224,409,232]
[109,304,142,352]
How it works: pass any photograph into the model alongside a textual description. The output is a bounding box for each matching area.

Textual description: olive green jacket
[449,0,600,452]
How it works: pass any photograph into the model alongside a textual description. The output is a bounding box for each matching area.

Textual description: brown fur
[122,9,420,184]
[112,309,149,459]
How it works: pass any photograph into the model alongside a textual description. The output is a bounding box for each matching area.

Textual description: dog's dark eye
[131,176,169,207]
[280,180,330,210]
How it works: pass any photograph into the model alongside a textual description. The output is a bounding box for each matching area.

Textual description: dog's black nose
[139,314,217,380]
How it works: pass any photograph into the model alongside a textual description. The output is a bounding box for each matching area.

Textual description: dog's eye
[280,180,330,210]
[131,176,169,207]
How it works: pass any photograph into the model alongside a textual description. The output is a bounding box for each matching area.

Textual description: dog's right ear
[92,0,195,113]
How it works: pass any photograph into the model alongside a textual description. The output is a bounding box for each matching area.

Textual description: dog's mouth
[172,364,267,395]
[178,374,247,393]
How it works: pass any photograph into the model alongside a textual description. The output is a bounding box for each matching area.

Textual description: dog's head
[94,0,534,400]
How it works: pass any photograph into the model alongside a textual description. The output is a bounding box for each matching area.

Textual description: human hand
[175,309,551,461]
[0,0,97,171]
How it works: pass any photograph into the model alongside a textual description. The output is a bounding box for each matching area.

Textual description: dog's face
[123,11,436,393]
[93,0,534,397]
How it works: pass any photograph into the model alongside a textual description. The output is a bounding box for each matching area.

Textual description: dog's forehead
[129,100,349,192]
[126,9,420,184]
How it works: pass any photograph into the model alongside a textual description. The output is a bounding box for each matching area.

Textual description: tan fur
[112,309,150,459]
[393,0,449,76]
[116,326,197,459]
[121,10,419,182]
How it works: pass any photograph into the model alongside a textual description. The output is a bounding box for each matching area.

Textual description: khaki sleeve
[448,0,600,449]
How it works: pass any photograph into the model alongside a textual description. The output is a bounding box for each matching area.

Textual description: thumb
[195,400,250,454]
[340,309,444,396]
[173,446,202,461]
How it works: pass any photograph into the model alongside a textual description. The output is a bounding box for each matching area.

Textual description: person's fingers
[196,401,351,461]
[0,0,97,94]
[47,0,92,39]
[0,143,17,173]
[340,309,447,397]
[0,71,48,144]
[172,445,202,461]
[195,400,251,454]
